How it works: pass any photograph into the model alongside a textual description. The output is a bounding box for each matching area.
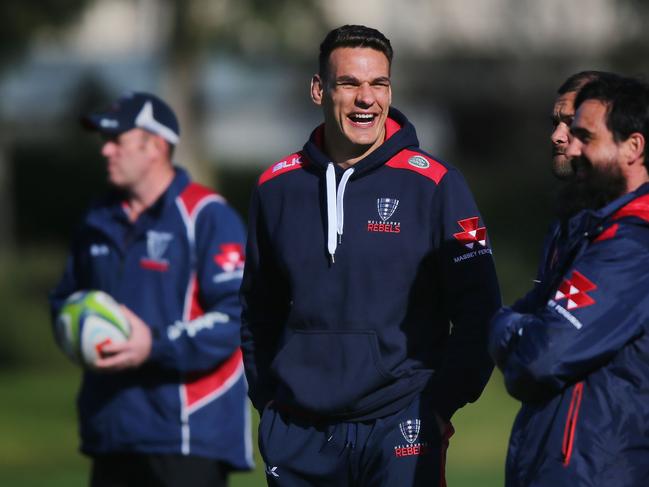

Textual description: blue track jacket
[490,183,649,486]
[241,108,501,422]
[50,168,253,468]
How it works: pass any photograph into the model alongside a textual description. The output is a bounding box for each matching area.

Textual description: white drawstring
[337,169,355,239]
[326,164,337,262]
[325,163,355,263]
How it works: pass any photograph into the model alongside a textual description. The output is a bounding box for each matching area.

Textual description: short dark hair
[318,25,393,79]
[557,70,618,95]
[575,75,649,163]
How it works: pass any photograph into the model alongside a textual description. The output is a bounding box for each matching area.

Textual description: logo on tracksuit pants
[394,419,429,457]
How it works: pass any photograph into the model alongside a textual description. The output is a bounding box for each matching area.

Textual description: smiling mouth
[348,113,377,126]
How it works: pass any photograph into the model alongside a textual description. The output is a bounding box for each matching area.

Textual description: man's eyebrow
[372,76,391,84]
[335,75,359,83]
[555,111,574,120]
[334,75,391,84]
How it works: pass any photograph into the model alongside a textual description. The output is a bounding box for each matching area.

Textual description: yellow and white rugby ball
[56,290,131,368]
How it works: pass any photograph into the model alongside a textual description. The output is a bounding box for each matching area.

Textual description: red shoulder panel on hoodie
[385,149,448,184]
[178,183,225,216]
[612,194,649,223]
[258,152,305,186]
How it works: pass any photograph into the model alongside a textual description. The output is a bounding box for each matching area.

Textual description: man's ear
[148,134,169,159]
[622,132,645,166]
[311,74,324,106]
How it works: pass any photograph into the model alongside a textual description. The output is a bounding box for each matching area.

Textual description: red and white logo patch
[554,271,596,310]
[214,243,245,272]
[453,217,487,249]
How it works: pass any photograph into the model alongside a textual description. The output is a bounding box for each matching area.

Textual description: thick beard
[556,158,626,221]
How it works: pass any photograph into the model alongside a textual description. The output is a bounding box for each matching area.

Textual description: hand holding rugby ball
[56,290,131,369]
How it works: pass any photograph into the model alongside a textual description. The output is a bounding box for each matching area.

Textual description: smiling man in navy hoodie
[241,25,501,487]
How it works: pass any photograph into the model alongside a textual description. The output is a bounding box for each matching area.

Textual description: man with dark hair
[241,24,500,487]
[490,74,649,486]
[514,71,617,315]
[50,92,253,486]
[552,71,612,179]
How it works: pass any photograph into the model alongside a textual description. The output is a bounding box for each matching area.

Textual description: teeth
[351,113,375,123]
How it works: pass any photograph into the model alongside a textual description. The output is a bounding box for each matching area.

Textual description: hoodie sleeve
[240,185,291,411]
[489,227,649,402]
[148,201,247,372]
[428,168,502,421]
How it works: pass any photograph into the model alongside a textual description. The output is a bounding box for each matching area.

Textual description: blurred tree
[0,1,90,65]
[0,0,91,251]
[159,0,326,186]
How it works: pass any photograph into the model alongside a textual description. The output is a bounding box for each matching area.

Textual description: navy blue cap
[82,92,180,144]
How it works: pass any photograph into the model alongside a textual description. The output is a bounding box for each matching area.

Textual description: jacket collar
[566,182,649,240]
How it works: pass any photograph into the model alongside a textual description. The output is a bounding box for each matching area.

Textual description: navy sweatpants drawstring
[344,422,357,450]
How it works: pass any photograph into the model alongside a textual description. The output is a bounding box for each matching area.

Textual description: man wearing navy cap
[50,92,253,486]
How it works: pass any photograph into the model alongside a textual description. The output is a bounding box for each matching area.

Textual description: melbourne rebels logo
[140,230,173,271]
[394,419,429,458]
[399,419,421,443]
[554,271,597,310]
[377,198,399,221]
[368,197,401,233]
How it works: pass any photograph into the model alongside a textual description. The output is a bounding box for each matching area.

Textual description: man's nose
[101,141,116,157]
[355,83,374,107]
[551,123,569,146]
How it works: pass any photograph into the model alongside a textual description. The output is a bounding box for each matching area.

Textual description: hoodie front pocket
[562,381,584,466]
[271,330,396,414]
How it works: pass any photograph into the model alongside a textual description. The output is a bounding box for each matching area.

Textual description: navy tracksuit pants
[258,395,454,487]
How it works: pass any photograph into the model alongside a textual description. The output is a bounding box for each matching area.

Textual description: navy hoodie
[241,108,501,422]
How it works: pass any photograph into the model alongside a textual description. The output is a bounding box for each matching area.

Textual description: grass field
[0,248,523,486]
[0,367,518,487]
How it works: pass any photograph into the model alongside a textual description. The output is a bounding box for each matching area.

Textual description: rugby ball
[56,290,131,368]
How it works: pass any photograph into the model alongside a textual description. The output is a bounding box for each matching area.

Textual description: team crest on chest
[368,197,401,234]
[140,230,173,271]
[377,198,399,221]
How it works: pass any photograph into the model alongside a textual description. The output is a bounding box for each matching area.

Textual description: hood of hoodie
[302,107,420,178]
